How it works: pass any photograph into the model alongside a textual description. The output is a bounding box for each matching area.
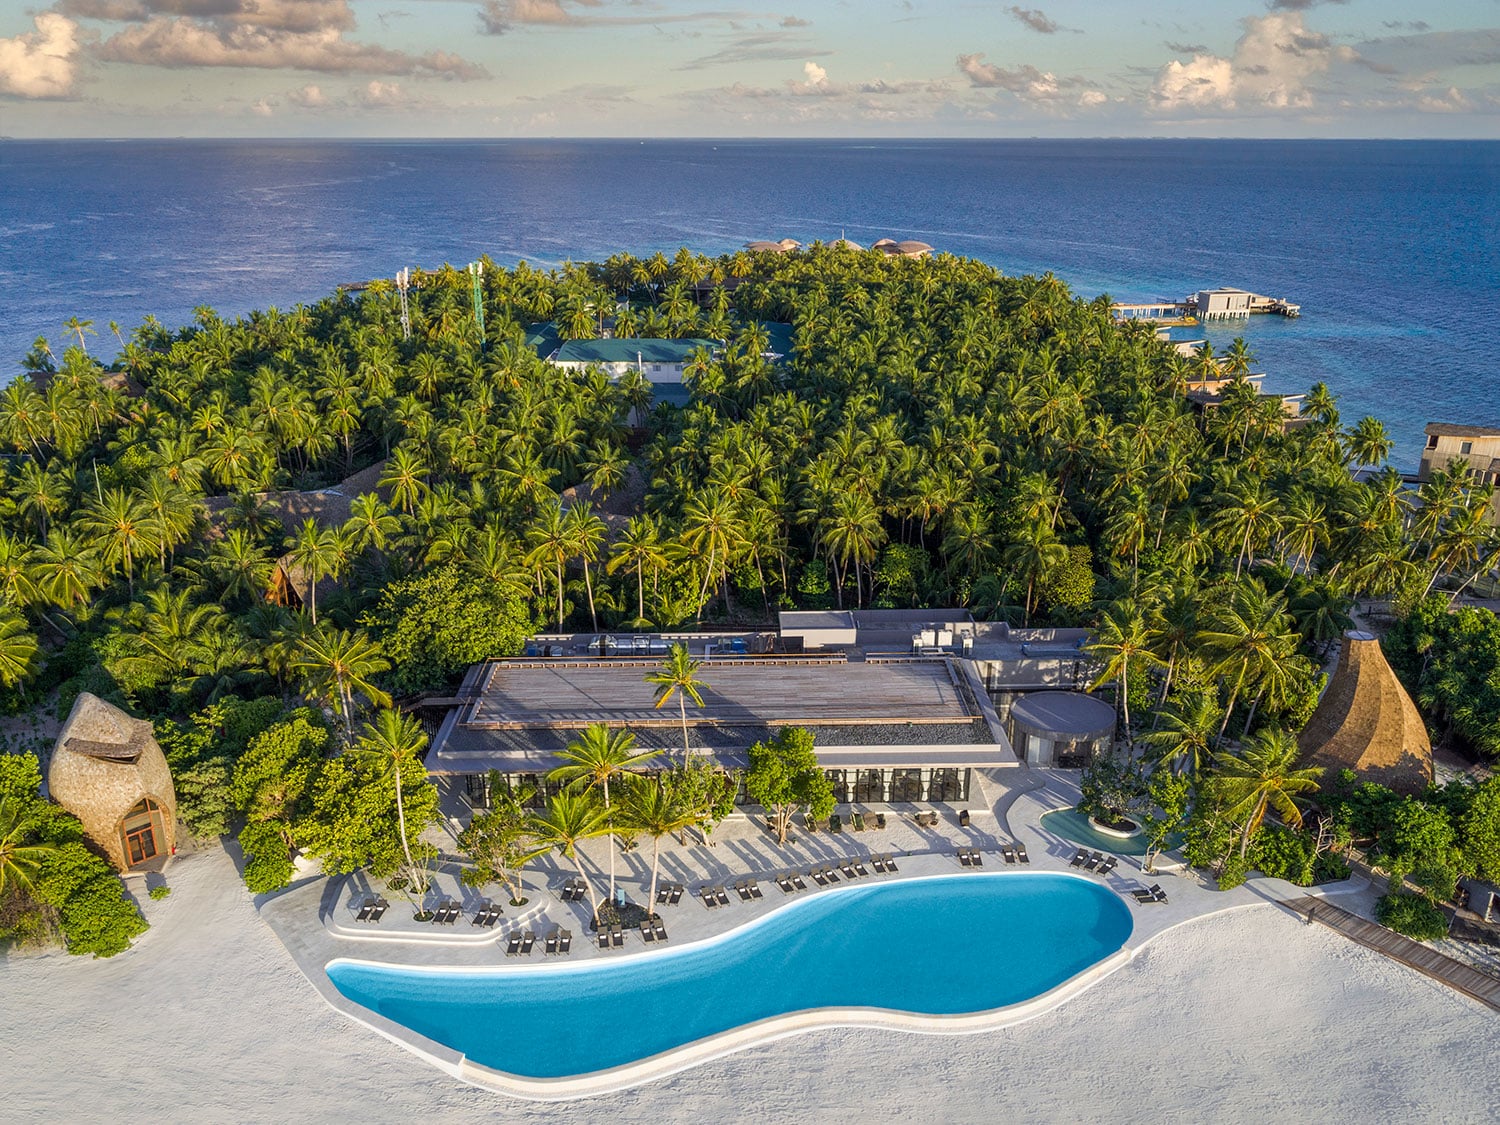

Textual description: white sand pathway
[1,846,1495,1125]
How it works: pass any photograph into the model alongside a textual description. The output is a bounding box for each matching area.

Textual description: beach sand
[1,845,1495,1125]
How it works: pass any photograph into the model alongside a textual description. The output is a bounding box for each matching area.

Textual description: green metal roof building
[551,338,718,366]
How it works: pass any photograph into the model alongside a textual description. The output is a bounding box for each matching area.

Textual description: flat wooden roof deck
[460,658,976,730]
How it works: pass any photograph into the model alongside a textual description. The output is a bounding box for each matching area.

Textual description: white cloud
[97,19,487,78]
[1151,12,1354,112]
[0,13,82,99]
[288,82,325,107]
[358,79,405,107]
[956,53,1092,104]
[1416,86,1472,113]
[802,60,826,86]
[250,95,273,115]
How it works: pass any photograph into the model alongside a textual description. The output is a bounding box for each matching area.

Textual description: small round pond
[326,873,1131,1082]
[1040,807,1182,857]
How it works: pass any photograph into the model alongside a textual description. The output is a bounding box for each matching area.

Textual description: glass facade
[464,764,972,809]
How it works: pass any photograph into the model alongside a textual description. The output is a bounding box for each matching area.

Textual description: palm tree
[349,709,429,877]
[820,490,885,609]
[526,500,573,632]
[548,724,661,901]
[646,643,707,762]
[1087,601,1163,742]
[0,798,57,897]
[379,445,429,515]
[31,529,103,609]
[62,316,95,355]
[284,518,346,624]
[617,775,695,912]
[1197,582,1300,743]
[1343,416,1393,468]
[607,514,669,626]
[1139,692,1220,775]
[292,627,392,740]
[77,487,156,595]
[1212,727,1323,858]
[562,502,608,632]
[1002,521,1068,624]
[528,790,612,928]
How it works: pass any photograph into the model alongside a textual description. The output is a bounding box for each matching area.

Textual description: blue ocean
[2,139,1496,472]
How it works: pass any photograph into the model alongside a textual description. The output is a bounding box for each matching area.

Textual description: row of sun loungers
[913,812,939,828]
[776,871,808,893]
[956,847,984,867]
[734,879,764,901]
[654,883,685,906]
[505,930,536,956]
[871,853,899,873]
[700,884,731,908]
[639,918,669,943]
[544,927,573,954]
[428,900,463,925]
[471,902,502,928]
[596,928,626,949]
[1131,883,1169,904]
[1070,849,1119,876]
[557,878,587,902]
[805,812,889,833]
[354,896,390,923]
[1000,843,1031,864]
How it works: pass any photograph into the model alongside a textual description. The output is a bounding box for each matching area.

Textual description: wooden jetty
[1283,896,1500,1012]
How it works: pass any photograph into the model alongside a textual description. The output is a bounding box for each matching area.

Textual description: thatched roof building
[1297,631,1433,795]
[48,693,177,872]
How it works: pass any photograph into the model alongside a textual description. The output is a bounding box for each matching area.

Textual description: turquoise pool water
[1040,808,1182,857]
[326,873,1132,1080]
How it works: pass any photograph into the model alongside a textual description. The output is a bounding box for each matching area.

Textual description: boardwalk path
[1283,896,1500,1012]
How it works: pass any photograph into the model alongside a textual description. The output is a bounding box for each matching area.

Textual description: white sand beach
[1,844,1495,1125]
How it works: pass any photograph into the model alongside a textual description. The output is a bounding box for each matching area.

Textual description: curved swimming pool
[327,873,1131,1082]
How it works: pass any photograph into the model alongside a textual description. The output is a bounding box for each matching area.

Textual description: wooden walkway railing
[1283,896,1500,1012]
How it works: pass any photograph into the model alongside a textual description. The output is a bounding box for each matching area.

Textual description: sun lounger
[969,849,984,867]
[829,814,843,834]
[652,919,667,942]
[1084,851,1104,871]
[611,928,625,948]
[824,865,840,883]
[874,813,887,829]
[810,868,828,886]
[852,862,867,877]
[597,929,611,949]
[957,848,972,867]
[668,884,683,905]
[656,885,670,905]
[736,881,753,901]
[355,898,376,922]
[519,931,536,955]
[851,812,865,831]
[840,861,857,879]
[1097,856,1118,877]
[471,902,496,927]
[959,809,971,828]
[545,929,560,954]
[558,929,572,953]
[1001,845,1016,864]
[715,886,729,906]
[1129,887,1156,903]
[792,873,807,889]
[871,855,887,874]
[1070,848,1089,868]
[701,886,718,908]
[369,898,389,922]
[1016,844,1030,864]
[777,873,795,893]
[884,855,898,873]
[640,920,657,943]
[506,931,524,956]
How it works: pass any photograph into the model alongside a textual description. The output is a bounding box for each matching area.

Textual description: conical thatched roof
[1298,631,1432,795]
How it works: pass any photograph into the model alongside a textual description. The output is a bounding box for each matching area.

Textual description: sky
[1,0,1498,137]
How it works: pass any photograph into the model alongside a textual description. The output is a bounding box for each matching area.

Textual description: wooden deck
[1283,897,1500,1012]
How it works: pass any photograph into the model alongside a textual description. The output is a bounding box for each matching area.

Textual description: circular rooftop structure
[1007,691,1116,767]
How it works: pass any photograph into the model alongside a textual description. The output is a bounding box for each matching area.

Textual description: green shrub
[33,843,147,958]
[1249,825,1316,885]
[239,821,297,894]
[1374,893,1448,941]
[148,884,171,900]
[1312,851,1351,883]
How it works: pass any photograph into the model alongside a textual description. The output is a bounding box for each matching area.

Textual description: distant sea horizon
[4,137,1497,472]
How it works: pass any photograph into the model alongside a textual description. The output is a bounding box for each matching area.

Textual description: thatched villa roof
[829,237,864,251]
[49,693,176,872]
[1298,631,1433,795]
[201,459,390,537]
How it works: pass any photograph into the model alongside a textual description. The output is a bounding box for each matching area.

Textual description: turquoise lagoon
[326,873,1132,1080]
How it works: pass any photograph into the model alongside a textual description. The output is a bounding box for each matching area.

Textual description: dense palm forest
[1,244,1497,950]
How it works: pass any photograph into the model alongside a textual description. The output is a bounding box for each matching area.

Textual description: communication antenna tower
[469,260,486,350]
[395,267,412,341]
